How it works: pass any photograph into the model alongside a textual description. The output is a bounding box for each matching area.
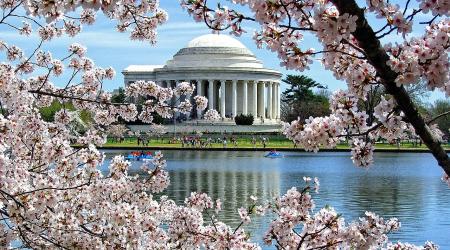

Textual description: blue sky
[0,0,446,103]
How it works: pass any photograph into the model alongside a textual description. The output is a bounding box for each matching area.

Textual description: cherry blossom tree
[0,0,444,248]
[204,108,221,121]
[146,123,167,142]
[180,0,450,179]
[107,124,129,142]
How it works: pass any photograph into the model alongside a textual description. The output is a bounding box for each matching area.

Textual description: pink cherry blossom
[204,109,221,121]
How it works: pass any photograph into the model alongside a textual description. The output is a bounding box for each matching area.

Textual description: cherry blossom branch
[124,5,146,38]
[15,39,43,73]
[205,210,219,233]
[14,174,93,197]
[0,189,25,208]
[10,14,44,27]
[376,9,422,39]
[343,110,397,137]
[1,21,21,31]
[233,204,255,234]
[312,49,366,60]
[79,224,105,238]
[298,217,342,250]
[29,89,185,111]
[419,14,440,25]
[0,1,23,24]
[28,89,130,106]
[16,226,34,248]
[198,0,313,33]
[264,226,289,250]
[403,0,412,15]
[341,39,366,56]
[307,240,344,250]
[330,0,450,175]
[35,232,70,249]
[374,23,390,34]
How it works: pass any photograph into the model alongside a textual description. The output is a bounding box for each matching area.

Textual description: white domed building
[122,34,282,125]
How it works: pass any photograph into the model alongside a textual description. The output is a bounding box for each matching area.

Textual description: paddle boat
[264,150,283,158]
[126,152,153,161]
[140,153,153,160]
[126,154,138,161]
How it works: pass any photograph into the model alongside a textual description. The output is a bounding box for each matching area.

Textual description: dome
[187,34,247,49]
[165,34,262,69]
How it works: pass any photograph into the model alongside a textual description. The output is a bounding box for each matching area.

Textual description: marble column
[187,80,193,120]
[262,82,267,119]
[253,81,258,118]
[220,80,226,118]
[197,80,203,119]
[232,80,237,118]
[208,80,214,110]
[268,81,273,119]
[277,82,281,119]
[174,80,181,119]
[242,80,248,115]
[272,82,277,119]
[258,81,266,119]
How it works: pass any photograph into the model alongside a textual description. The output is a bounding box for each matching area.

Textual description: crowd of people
[107,129,287,148]
[175,135,270,148]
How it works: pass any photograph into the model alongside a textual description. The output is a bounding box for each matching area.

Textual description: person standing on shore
[262,137,267,148]
[251,136,257,149]
[231,136,238,148]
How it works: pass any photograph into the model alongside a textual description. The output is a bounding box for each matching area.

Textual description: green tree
[234,114,254,125]
[282,75,327,104]
[357,81,430,125]
[111,87,126,103]
[358,85,384,125]
[39,101,91,124]
[281,75,330,122]
[428,99,450,138]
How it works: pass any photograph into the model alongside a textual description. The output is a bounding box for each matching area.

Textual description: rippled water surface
[102,150,450,249]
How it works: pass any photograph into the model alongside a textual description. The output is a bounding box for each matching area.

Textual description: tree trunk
[331,0,450,175]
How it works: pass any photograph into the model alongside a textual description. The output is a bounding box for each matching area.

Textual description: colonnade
[159,79,281,121]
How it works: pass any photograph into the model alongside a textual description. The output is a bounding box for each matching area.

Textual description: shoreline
[80,145,450,153]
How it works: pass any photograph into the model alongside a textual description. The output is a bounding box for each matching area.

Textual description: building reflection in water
[164,166,281,226]
[103,150,282,244]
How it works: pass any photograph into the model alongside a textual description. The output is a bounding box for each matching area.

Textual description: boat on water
[264,151,283,158]
[126,152,153,161]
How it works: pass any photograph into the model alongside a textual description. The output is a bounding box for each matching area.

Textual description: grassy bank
[101,137,450,152]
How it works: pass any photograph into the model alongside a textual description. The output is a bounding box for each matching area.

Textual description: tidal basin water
[101,150,450,249]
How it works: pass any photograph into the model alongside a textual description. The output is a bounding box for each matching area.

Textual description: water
[102,150,450,248]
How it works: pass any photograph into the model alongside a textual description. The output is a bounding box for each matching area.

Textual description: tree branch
[14,174,93,197]
[427,111,450,125]
[419,14,440,25]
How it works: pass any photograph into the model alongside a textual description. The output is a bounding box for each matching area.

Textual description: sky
[0,0,446,103]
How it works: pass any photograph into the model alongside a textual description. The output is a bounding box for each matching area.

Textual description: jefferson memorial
[122,34,282,125]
